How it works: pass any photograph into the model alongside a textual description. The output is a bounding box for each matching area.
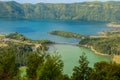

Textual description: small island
[49,30,88,39]
[107,22,120,28]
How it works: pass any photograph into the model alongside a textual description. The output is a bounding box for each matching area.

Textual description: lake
[49,44,110,75]
[0,18,113,75]
[0,18,114,43]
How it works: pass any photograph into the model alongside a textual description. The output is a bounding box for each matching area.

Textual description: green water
[50,44,110,75]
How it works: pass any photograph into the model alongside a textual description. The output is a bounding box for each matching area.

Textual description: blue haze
[0,0,118,4]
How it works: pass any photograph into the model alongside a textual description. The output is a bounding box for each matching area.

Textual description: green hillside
[0,1,120,22]
[79,29,120,55]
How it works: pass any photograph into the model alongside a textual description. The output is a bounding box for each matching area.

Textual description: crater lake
[0,18,114,75]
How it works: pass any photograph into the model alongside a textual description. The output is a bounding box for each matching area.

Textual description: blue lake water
[0,18,114,43]
[0,18,113,75]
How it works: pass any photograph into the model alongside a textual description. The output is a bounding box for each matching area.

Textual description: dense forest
[1,46,120,80]
[0,1,120,22]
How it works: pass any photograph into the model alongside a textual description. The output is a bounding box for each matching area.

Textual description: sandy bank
[107,23,120,28]
[81,45,109,56]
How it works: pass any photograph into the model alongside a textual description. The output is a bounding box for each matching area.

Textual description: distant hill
[0,1,120,22]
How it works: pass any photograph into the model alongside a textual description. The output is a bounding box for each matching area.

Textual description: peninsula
[49,30,120,64]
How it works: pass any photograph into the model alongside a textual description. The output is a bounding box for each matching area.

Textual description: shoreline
[50,43,120,64]
[79,44,120,64]
[107,23,120,28]
[50,43,110,57]
[53,43,110,56]
[79,45,110,56]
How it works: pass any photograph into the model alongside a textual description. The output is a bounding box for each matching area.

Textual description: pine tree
[27,51,46,80]
[37,54,64,80]
[72,53,92,80]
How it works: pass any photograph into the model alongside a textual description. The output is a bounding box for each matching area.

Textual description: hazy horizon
[0,0,119,4]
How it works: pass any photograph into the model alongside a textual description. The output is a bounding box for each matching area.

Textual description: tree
[27,51,46,80]
[0,47,18,80]
[72,53,92,80]
[89,61,120,80]
[37,54,64,80]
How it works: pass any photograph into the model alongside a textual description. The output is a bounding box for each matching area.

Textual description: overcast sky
[0,0,119,4]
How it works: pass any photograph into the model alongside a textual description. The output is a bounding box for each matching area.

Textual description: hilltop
[0,1,120,22]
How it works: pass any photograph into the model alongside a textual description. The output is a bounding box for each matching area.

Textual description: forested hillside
[0,1,120,22]
[79,29,120,55]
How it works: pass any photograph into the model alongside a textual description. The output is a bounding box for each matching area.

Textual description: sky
[0,0,119,4]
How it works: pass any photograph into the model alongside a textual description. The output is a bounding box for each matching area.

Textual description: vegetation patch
[49,30,88,39]
[79,30,120,56]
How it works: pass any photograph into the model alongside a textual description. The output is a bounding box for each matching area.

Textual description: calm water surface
[0,18,114,43]
[0,18,113,75]
[49,44,110,75]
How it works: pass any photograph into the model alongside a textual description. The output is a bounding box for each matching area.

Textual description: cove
[49,44,110,75]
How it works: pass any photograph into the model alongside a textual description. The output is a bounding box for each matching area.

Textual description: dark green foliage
[27,52,46,80]
[0,47,18,80]
[49,30,87,39]
[13,44,33,67]
[0,43,33,68]
[27,52,64,80]
[37,54,64,80]
[72,53,92,80]
[89,61,120,80]
[62,74,71,80]
[33,39,54,44]
[0,1,120,22]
